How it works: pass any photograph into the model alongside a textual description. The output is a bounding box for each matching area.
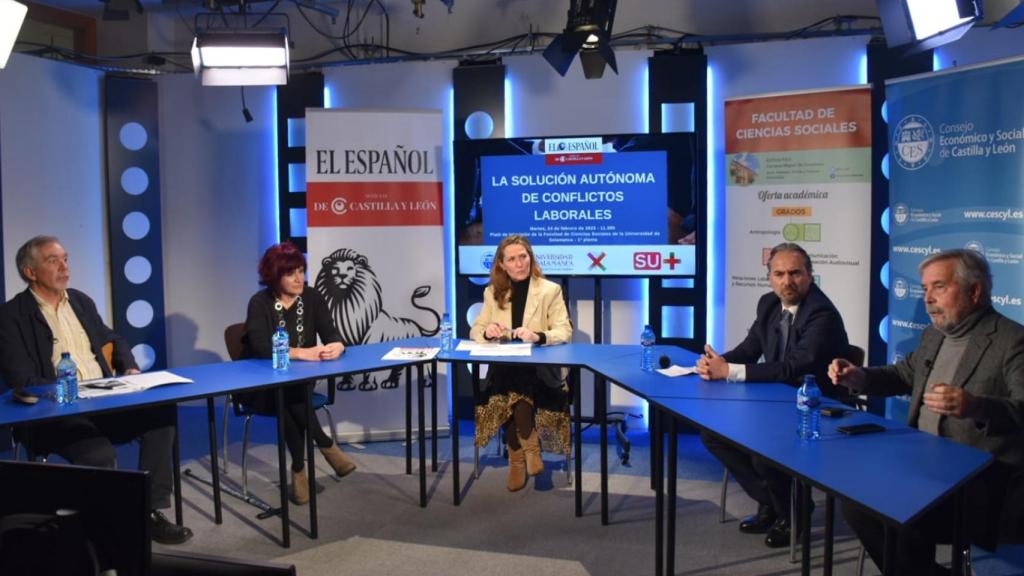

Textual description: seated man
[696,242,850,547]
[0,235,192,545]
[830,249,1024,576]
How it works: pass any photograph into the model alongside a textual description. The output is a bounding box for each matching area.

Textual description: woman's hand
[291,346,325,362]
[484,322,507,340]
[319,342,344,360]
[511,327,540,343]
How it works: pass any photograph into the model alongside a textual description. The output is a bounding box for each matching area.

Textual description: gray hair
[766,242,813,275]
[15,235,61,283]
[919,249,992,302]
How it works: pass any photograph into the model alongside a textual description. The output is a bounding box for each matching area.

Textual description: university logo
[893,114,934,171]
[965,240,984,254]
[893,278,908,300]
[893,203,909,226]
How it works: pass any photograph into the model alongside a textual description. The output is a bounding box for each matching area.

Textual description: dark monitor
[0,460,150,576]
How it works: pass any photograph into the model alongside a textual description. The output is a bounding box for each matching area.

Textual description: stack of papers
[456,340,533,357]
[77,371,193,399]
[656,365,698,377]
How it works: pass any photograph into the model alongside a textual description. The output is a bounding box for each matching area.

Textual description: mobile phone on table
[836,423,886,435]
[820,407,849,417]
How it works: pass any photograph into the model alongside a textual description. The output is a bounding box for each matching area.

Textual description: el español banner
[724,87,872,355]
[306,108,447,442]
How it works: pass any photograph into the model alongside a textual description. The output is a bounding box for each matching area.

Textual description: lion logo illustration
[315,247,440,391]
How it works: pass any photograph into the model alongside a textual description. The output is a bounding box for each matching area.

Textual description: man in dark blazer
[696,242,850,547]
[831,249,1024,576]
[0,235,192,545]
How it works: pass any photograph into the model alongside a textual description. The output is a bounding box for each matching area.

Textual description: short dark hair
[766,242,813,275]
[15,235,61,283]
[258,241,306,289]
[919,249,992,302]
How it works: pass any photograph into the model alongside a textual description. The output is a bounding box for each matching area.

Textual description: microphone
[659,355,671,369]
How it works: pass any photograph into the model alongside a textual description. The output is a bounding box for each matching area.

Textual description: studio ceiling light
[543,0,618,79]
[877,0,982,53]
[0,0,28,69]
[191,28,289,86]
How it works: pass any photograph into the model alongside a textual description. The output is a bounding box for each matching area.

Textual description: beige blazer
[470,276,572,388]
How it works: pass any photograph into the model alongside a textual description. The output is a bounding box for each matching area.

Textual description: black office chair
[220,323,337,498]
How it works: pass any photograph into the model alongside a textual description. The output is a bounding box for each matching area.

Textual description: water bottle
[439,313,453,353]
[640,324,656,372]
[272,327,290,371]
[56,352,78,405]
[796,374,822,440]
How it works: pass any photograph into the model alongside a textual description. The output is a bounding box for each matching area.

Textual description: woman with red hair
[241,241,356,504]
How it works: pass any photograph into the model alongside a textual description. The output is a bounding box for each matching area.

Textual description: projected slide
[455,133,699,277]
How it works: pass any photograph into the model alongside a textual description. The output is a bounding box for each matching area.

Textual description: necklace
[273,294,305,347]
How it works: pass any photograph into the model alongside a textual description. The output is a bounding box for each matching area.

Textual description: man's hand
[695,344,728,380]
[923,383,980,418]
[828,358,865,390]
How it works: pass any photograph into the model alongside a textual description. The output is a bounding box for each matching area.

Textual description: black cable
[240,87,254,123]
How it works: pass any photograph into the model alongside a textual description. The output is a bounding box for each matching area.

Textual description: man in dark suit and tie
[696,242,850,547]
[830,249,1024,576]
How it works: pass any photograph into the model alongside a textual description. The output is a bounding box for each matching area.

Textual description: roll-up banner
[306,109,447,442]
[886,57,1024,363]
[724,87,873,353]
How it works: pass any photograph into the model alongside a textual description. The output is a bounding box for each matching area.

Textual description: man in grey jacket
[830,249,1024,576]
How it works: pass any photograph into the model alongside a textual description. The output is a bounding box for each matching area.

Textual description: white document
[469,343,533,357]
[77,370,193,399]
[656,365,698,377]
[381,347,439,361]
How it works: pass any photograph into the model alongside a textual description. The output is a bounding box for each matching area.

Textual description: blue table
[0,338,438,548]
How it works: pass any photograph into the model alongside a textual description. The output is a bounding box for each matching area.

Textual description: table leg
[206,397,222,524]
[654,408,663,576]
[573,367,583,518]
[405,367,412,475]
[801,481,811,576]
[431,359,438,472]
[598,375,609,526]
[824,493,834,576]
[276,386,290,548]
[882,524,896,576]
[306,381,318,539]
[418,363,427,508]
[952,488,965,576]
[172,407,183,526]
[452,364,461,506]
[667,416,678,576]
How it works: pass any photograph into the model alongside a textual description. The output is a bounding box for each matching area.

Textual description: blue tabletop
[651,396,992,526]
[0,338,437,427]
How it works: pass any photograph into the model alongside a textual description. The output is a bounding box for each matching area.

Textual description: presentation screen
[454,133,698,277]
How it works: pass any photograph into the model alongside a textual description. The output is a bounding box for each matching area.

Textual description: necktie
[778,309,793,361]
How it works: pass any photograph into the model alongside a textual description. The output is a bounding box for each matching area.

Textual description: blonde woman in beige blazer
[470,235,572,491]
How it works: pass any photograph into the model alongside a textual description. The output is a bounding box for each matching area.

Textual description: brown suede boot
[320,444,357,478]
[290,469,309,505]
[506,444,527,492]
[521,430,544,476]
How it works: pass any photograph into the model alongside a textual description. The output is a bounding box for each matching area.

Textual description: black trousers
[701,430,791,518]
[842,499,950,576]
[17,405,177,509]
[241,383,333,472]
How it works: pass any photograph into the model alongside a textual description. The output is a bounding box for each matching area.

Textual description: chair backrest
[846,344,866,367]
[101,342,114,373]
[224,323,246,361]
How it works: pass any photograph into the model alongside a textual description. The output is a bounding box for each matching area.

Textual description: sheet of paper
[77,370,193,398]
[469,343,533,357]
[381,347,440,361]
[656,365,697,377]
